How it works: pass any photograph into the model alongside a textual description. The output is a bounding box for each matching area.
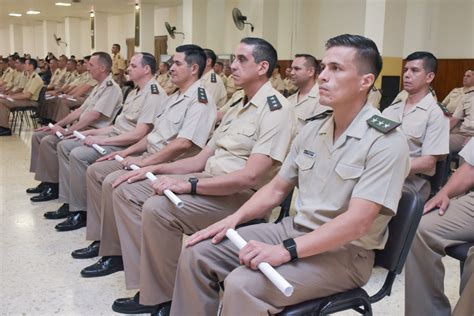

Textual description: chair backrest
[37,85,48,106]
[427,159,449,197]
[374,189,423,274]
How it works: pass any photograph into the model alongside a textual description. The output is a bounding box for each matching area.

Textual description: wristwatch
[282,238,298,262]
[188,177,199,195]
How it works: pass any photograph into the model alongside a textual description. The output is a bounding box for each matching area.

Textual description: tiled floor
[0,127,462,315]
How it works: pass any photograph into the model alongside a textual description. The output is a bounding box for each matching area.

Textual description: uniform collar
[98,74,113,89]
[137,77,157,96]
[465,86,474,93]
[414,92,436,111]
[245,81,274,109]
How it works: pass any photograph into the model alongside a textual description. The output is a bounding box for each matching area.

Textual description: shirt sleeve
[421,108,450,156]
[459,138,474,166]
[177,97,217,148]
[92,86,122,118]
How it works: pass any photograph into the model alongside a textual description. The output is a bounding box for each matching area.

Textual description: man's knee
[142,195,175,224]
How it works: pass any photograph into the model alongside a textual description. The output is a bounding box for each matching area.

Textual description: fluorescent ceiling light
[26,10,41,15]
[55,2,72,6]
[9,13,22,17]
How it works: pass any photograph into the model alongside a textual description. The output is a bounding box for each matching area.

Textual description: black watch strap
[188,177,198,195]
[283,238,298,262]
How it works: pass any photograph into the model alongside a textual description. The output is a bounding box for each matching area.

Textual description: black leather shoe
[44,203,70,219]
[0,128,12,136]
[26,182,46,194]
[150,302,171,316]
[81,256,123,278]
[30,183,59,202]
[112,292,160,314]
[71,241,100,259]
[55,211,86,231]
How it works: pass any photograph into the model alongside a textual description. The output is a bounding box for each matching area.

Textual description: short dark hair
[18,57,26,64]
[325,34,383,80]
[92,52,112,72]
[137,52,157,75]
[68,59,78,66]
[113,43,121,50]
[240,37,278,78]
[160,62,170,70]
[294,53,321,75]
[215,61,224,68]
[203,48,217,67]
[175,44,207,78]
[405,51,437,74]
[27,58,38,69]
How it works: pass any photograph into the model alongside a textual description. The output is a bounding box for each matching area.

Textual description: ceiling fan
[53,34,68,47]
[232,8,254,32]
[165,22,185,39]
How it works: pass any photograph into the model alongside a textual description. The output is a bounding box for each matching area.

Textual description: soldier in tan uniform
[52,52,162,232]
[443,70,473,113]
[71,46,216,280]
[5,58,27,94]
[201,49,227,109]
[287,54,332,134]
[173,34,410,316]
[47,55,67,91]
[283,66,297,96]
[112,43,126,86]
[0,59,44,136]
[214,61,226,83]
[27,53,121,208]
[405,137,474,316]
[0,56,16,90]
[383,52,449,201]
[155,62,176,95]
[449,70,474,153]
[223,62,237,99]
[108,38,295,315]
[270,64,286,93]
[367,85,382,108]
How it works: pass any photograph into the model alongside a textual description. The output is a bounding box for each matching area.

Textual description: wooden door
[154,36,168,62]
[126,38,135,61]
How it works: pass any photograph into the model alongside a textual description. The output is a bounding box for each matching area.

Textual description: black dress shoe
[0,128,12,136]
[55,211,86,231]
[81,256,123,278]
[150,302,171,316]
[71,241,100,259]
[26,182,46,194]
[112,292,160,314]
[44,203,70,219]
[30,183,59,202]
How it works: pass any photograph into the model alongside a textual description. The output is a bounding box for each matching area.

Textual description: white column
[9,24,23,54]
[136,2,155,53]
[65,17,81,57]
[42,20,58,57]
[182,0,206,46]
[94,11,108,52]
[364,0,386,54]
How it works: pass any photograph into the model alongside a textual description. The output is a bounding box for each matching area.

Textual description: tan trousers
[30,131,62,183]
[171,217,375,315]
[52,97,84,122]
[449,127,469,154]
[38,98,56,120]
[0,99,37,128]
[405,192,474,316]
[57,138,123,212]
[112,174,254,305]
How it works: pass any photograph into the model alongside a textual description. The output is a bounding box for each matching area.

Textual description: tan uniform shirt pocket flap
[335,162,364,180]
[295,154,316,171]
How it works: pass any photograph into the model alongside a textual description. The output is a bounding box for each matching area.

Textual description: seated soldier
[0,56,16,91]
[0,58,44,136]
[283,66,297,96]
[4,57,27,95]
[108,37,294,315]
[172,34,410,316]
[155,61,177,95]
[270,63,285,93]
[201,49,227,109]
[443,69,473,114]
[383,52,449,201]
[27,53,122,211]
[367,85,382,108]
[405,137,474,316]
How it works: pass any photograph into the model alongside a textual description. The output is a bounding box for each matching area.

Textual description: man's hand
[50,125,67,136]
[151,175,190,195]
[35,125,50,132]
[96,150,125,162]
[239,241,291,270]
[112,166,155,188]
[186,216,239,247]
[121,156,143,169]
[84,135,106,146]
[424,192,450,215]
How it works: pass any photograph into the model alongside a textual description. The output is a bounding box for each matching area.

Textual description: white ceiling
[0,0,182,28]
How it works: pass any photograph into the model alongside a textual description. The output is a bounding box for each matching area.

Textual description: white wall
[0,28,9,55]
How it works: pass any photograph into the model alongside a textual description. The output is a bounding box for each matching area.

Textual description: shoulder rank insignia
[466,90,474,94]
[437,102,451,117]
[367,115,400,133]
[197,87,208,104]
[211,73,217,83]
[106,80,113,87]
[390,99,402,106]
[306,109,333,121]
[229,97,243,108]
[150,84,159,95]
[371,86,377,91]
[267,95,282,111]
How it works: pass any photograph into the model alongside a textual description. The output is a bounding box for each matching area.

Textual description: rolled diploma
[6,97,14,102]
[73,130,107,155]
[225,229,294,297]
[48,123,64,139]
[114,155,184,208]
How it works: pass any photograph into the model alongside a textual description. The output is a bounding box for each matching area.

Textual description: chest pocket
[335,162,364,180]
[167,103,187,124]
[123,98,141,121]
[403,119,427,139]
[295,153,316,171]
[462,102,472,117]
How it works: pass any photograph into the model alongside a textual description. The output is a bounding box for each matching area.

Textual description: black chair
[10,86,46,135]
[278,189,423,316]
[274,189,294,223]
[446,242,474,276]
[426,159,449,199]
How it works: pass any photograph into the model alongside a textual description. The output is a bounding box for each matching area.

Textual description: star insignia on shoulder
[150,84,159,94]
[437,102,451,117]
[367,115,400,134]
[106,80,113,87]
[211,73,217,83]
[267,95,282,111]
[197,87,208,104]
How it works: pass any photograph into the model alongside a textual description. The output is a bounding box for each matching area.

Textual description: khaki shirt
[49,68,66,88]
[112,53,126,75]
[218,89,245,117]
[12,70,27,91]
[287,83,332,134]
[283,77,297,96]
[205,81,294,189]
[156,73,177,96]
[443,87,466,113]
[459,137,474,165]
[279,104,410,250]
[395,88,437,103]
[113,78,166,134]
[367,87,382,109]
[1,67,14,87]
[270,73,285,92]
[201,70,227,109]
[23,72,44,101]
[453,87,474,136]
[225,76,237,99]
[219,73,227,87]
[147,80,217,155]
[79,74,122,129]
[383,92,449,196]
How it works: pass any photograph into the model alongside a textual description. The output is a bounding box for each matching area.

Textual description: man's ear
[190,63,200,76]
[360,73,375,92]
[426,72,435,84]
[258,61,269,77]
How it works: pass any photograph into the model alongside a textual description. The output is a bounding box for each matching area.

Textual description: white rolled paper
[114,155,184,208]
[66,97,77,101]
[73,130,107,155]
[6,97,14,102]
[48,123,64,139]
[225,229,294,297]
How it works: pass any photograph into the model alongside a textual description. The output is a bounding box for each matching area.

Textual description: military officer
[287,53,332,134]
[112,43,126,86]
[283,66,297,96]
[201,49,227,109]
[0,58,44,136]
[405,137,474,316]
[172,34,410,316]
[223,62,237,99]
[382,52,449,201]
[27,53,120,208]
[5,57,27,94]
[155,62,176,95]
[442,70,473,113]
[367,85,382,108]
[270,64,285,93]
[0,56,16,90]
[46,55,67,91]
[109,37,295,315]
